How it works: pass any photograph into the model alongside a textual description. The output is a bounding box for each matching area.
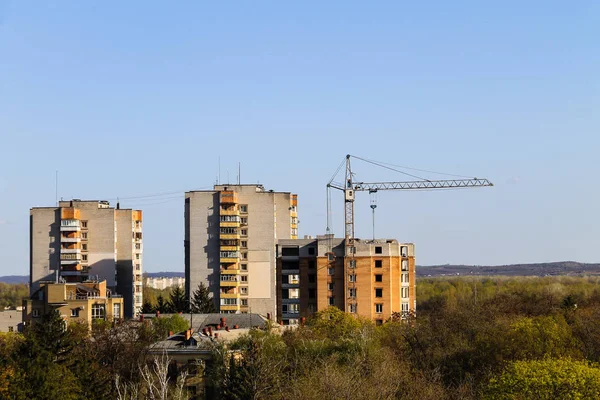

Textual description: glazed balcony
[60,219,80,232]
[220,305,239,311]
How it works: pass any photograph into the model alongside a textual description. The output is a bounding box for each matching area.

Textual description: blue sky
[0,1,598,275]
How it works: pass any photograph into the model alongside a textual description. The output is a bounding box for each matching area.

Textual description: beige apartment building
[30,200,143,318]
[185,184,298,316]
[276,236,416,325]
[23,280,124,328]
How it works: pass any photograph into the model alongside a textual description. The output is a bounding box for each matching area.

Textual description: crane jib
[352,179,494,191]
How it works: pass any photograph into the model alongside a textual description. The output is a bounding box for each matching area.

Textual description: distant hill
[0,275,28,284]
[417,261,600,277]
[144,271,185,278]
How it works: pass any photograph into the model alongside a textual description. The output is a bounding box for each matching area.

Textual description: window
[328,297,335,306]
[308,247,315,256]
[348,274,356,282]
[401,273,409,283]
[32,309,39,318]
[81,232,87,239]
[241,229,248,236]
[240,287,248,295]
[375,288,383,298]
[82,254,88,261]
[92,304,105,319]
[8,326,13,332]
[241,263,248,271]
[327,253,335,261]
[241,275,248,283]
[375,246,382,254]
[241,240,247,248]
[348,260,356,269]
[220,227,238,234]
[376,319,383,326]
[349,304,357,313]
[308,274,315,283]
[375,260,382,268]
[308,303,317,313]
[135,286,142,293]
[402,260,409,271]
[241,299,248,306]
[241,217,248,225]
[402,302,409,312]
[113,303,121,319]
[288,304,299,314]
[135,243,141,250]
[349,288,356,298]
[82,243,87,251]
[219,215,241,222]
[239,205,248,213]
[375,304,383,313]
[328,268,335,275]
[241,252,247,260]
[71,309,79,317]
[81,221,88,229]
[136,264,141,271]
[281,247,299,257]
[291,228,298,236]
[328,283,334,291]
[402,287,409,298]
[401,246,408,257]
[308,260,316,269]
[221,298,238,305]
[375,274,382,282]
[309,288,316,299]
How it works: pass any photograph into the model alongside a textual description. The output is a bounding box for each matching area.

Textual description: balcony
[220,245,240,252]
[220,292,240,299]
[62,264,83,272]
[220,267,240,274]
[61,208,81,220]
[220,191,238,204]
[220,280,240,287]
[220,208,240,216]
[220,305,239,311]
[61,248,81,254]
[220,221,241,228]
[220,233,240,240]
[60,220,80,232]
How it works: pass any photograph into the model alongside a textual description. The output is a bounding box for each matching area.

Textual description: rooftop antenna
[238,162,241,185]
[369,190,377,241]
[218,156,221,185]
[55,170,59,206]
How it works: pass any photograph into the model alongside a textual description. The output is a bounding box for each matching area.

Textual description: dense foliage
[0,282,28,309]
[4,276,600,399]
[209,276,600,399]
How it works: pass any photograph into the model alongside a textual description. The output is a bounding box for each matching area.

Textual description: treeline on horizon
[3,276,600,398]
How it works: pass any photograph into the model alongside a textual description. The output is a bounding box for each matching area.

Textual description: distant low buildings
[23,279,124,329]
[145,276,185,290]
[0,309,24,333]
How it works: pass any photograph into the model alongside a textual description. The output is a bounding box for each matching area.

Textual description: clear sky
[0,1,598,275]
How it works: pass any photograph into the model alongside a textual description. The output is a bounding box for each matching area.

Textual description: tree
[152,314,190,339]
[168,285,188,313]
[485,358,600,399]
[155,295,172,314]
[140,301,155,314]
[190,282,216,313]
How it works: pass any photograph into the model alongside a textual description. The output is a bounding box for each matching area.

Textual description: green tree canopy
[191,282,216,313]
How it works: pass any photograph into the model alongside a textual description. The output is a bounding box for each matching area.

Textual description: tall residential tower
[185,184,298,316]
[30,200,143,317]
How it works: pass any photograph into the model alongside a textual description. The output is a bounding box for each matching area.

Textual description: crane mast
[327,154,493,314]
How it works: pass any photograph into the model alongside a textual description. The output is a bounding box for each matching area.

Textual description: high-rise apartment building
[30,200,143,318]
[276,236,416,325]
[185,184,298,316]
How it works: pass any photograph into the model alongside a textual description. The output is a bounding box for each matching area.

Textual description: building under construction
[276,235,416,325]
